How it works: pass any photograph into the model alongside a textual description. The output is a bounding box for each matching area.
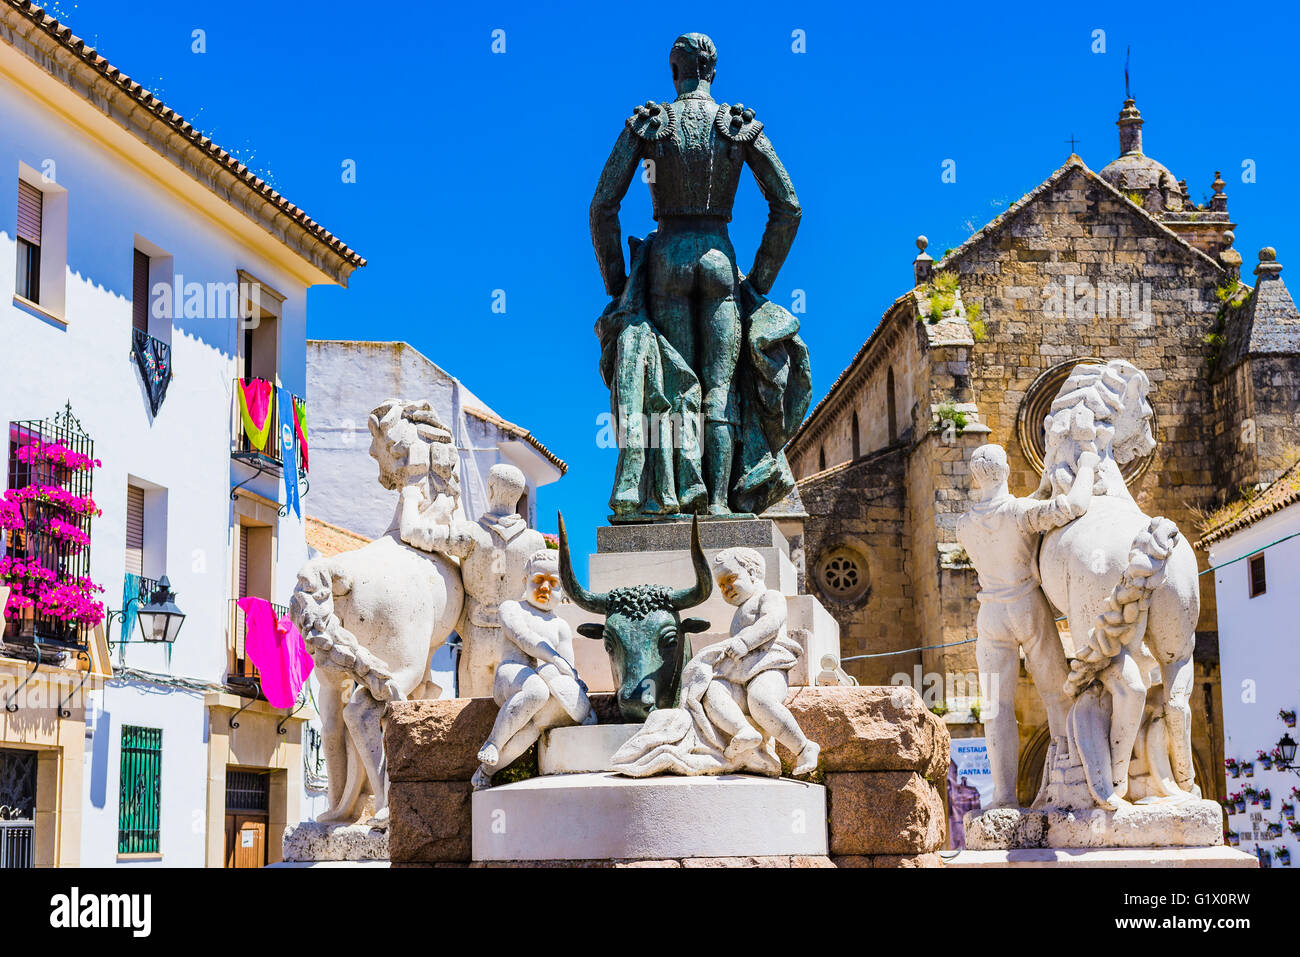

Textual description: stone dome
[1098,151,1179,194]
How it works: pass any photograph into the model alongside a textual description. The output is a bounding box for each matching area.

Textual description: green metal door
[118,726,162,854]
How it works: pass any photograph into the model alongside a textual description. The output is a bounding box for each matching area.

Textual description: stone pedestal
[472,773,828,861]
[561,518,845,691]
[281,820,389,864]
[945,846,1259,868]
[964,801,1226,850]
[538,723,640,775]
[385,686,951,868]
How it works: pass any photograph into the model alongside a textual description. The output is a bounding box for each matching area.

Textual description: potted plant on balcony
[1259,749,1274,771]
[1225,757,1240,779]
[1281,708,1297,729]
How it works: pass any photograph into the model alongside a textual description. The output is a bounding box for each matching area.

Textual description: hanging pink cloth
[237,596,314,709]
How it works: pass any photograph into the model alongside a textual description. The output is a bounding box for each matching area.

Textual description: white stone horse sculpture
[1034,360,1201,810]
[291,399,465,826]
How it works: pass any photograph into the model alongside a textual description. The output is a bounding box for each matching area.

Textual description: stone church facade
[785,98,1300,804]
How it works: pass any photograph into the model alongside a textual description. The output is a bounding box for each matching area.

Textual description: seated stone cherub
[472,549,594,790]
[610,546,820,777]
[707,547,820,775]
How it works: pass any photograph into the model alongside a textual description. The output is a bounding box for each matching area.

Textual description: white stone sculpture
[291,399,465,826]
[472,549,594,790]
[399,462,545,698]
[957,444,1099,807]
[610,546,820,777]
[1034,360,1201,810]
[962,360,1202,820]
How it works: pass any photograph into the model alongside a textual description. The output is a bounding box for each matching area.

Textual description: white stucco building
[1200,457,1300,868]
[305,339,567,695]
[1,3,362,867]
[306,339,567,541]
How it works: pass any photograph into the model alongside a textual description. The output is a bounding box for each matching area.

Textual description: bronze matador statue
[590,32,811,522]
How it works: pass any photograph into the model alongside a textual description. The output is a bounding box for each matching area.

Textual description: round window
[1016,357,1154,484]
[815,545,871,604]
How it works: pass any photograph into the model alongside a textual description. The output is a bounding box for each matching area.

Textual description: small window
[1248,553,1267,598]
[125,485,145,578]
[818,446,826,472]
[132,249,150,334]
[118,726,162,855]
[851,410,861,460]
[15,180,41,303]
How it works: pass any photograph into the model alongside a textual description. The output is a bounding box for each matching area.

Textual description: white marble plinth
[472,772,827,861]
[538,723,642,775]
[282,820,389,862]
[944,846,1258,868]
[964,799,1225,850]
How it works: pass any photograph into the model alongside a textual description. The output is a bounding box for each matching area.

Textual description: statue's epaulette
[627,100,676,141]
[715,103,763,142]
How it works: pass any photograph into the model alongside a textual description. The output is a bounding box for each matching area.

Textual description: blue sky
[47,0,1300,554]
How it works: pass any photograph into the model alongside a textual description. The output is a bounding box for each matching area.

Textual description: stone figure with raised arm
[398,462,545,698]
[957,443,1099,808]
[610,546,820,777]
[473,549,594,789]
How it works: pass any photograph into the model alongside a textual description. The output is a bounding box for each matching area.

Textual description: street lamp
[107,575,186,649]
[1278,733,1298,774]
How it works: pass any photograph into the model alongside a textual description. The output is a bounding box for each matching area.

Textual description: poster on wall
[947,737,994,849]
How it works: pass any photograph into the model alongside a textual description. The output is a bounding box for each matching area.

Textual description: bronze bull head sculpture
[557,512,711,721]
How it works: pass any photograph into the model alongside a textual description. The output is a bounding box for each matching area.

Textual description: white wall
[306,340,561,539]
[1209,503,1300,866]
[80,681,209,867]
[1,72,314,863]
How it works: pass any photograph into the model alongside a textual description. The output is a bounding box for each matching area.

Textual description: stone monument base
[945,846,1258,868]
[964,799,1225,850]
[538,723,640,775]
[281,820,390,864]
[471,772,827,862]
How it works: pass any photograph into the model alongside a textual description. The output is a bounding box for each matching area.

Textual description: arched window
[818,446,826,472]
[887,368,898,444]
[851,411,861,460]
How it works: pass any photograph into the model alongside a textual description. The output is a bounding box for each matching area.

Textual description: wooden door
[224,814,267,868]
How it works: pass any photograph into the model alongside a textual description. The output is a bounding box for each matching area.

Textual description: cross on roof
[1065,134,1081,153]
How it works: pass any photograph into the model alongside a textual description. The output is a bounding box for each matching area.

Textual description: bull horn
[557,511,607,615]
[668,516,713,611]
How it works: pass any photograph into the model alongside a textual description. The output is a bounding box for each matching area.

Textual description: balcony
[230,379,307,509]
[226,597,288,699]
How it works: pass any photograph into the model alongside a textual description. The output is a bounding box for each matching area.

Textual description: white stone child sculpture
[705,547,820,776]
[471,549,594,790]
[956,443,1099,808]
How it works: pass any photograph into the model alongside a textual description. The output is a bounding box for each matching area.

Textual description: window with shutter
[15,180,42,303]
[132,249,150,334]
[117,726,162,855]
[125,485,145,577]
[238,525,249,599]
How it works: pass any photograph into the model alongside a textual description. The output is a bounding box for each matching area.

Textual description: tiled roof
[305,515,371,557]
[464,406,568,475]
[1196,456,1300,548]
[3,1,365,274]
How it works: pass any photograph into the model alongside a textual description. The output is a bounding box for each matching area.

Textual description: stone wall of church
[797,447,916,686]
[951,165,1226,635]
